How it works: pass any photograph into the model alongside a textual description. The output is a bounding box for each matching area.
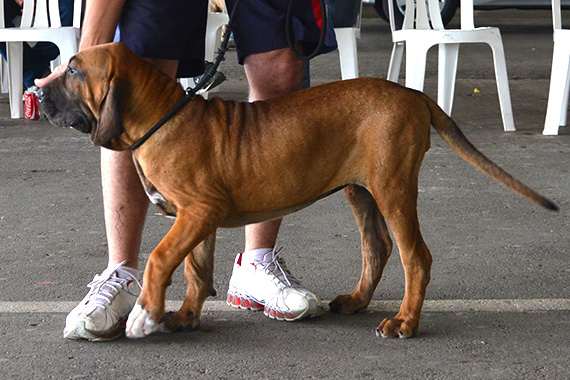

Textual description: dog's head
[40,43,136,149]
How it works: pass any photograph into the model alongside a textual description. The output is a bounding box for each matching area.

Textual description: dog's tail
[423,94,558,211]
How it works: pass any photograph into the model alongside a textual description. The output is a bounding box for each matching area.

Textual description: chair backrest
[389,0,445,31]
[389,0,475,32]
[12,0,81,29]
[552,0,563,31]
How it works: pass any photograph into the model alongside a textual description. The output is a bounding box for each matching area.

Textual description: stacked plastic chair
[543,0,569,135]
[386,0,515,131]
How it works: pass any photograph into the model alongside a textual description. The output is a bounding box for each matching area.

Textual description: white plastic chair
[0,0,81,118]
[179,5,229,99]
[386,0,515,131]
[204,10,229,65]
[543,0,569,135]
[334,0,362,80]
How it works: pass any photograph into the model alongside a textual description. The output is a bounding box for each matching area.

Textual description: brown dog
[39,43,557,339]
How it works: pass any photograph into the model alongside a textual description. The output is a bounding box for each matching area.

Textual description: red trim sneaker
[226,248,322,321]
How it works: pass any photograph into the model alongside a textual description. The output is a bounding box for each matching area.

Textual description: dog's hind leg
[329,185,393,314]
[159,233,217,333]
[373,181,432,339]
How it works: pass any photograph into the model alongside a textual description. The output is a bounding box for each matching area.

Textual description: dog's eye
[67,66,77,75]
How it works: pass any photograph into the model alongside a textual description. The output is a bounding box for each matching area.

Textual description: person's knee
[244,48,303,99]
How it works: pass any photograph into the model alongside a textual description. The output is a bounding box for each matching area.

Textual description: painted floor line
[1,299,569,313]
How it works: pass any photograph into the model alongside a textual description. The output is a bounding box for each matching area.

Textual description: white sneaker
[63,261,141,341]
[227,248,322,321]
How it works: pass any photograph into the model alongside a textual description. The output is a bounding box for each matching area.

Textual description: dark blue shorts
[225,0,337,64]
[118,0,208,78]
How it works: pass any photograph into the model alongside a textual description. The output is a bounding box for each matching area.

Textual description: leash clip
[184,87,197,97]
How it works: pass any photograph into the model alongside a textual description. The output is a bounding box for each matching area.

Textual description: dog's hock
[329,294,370,314]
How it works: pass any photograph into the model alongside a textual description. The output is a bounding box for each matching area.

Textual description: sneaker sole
[264,298,322,322]
[63,320,125,342]
[226,292,264,311]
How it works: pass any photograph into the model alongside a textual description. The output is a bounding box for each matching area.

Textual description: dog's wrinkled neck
[113,60,186,150]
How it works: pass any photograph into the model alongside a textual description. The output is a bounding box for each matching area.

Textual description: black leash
[129,0,243,151]
[286,0,328,61]
[129,0,327,151]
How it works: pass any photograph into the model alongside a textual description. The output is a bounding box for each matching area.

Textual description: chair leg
[7,42,24,119]
[202,25,221,100]
[560,64,570,126]
[204,14,228,100]
[1,59,8,94]
[335,27,359,80]
[543,44,570,135]
[404,42,429,92]
[437,43,459,116]
[179,78,193,91]
[387,42,404,83]
[205,26,221,63]
[488,36,516,131]
[206,13,229,61]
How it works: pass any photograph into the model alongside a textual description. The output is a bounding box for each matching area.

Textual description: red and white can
[24,89,41,120]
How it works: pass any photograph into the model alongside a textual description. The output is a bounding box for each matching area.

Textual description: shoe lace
[259,248,301,288]
[84,261,141,308]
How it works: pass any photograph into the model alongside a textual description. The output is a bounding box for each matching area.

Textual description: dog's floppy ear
[91,76,125,147]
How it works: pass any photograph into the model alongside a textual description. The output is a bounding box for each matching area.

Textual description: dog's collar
[129,92,196,151]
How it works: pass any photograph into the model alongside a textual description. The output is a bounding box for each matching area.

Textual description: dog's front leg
[159,233,217,333]
[126,209,223,339]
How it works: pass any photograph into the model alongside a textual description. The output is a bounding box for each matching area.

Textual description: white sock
[242,248,274,264]
[110,263,140,280]
[120,266,140,280]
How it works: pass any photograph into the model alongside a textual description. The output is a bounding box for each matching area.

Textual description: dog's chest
[133,157,177,218]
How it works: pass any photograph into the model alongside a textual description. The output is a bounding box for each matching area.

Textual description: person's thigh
[243,47,303,100]
[119,0,208,77]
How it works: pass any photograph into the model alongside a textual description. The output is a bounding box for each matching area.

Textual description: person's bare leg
[243,48,303,252]
[244,48,303,101]
[103,58,179,269]
[227,48,321,321]
[101,149,148,269]
[64,58,180,341]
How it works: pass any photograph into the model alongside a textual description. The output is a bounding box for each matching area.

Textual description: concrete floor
[0,6,568,380]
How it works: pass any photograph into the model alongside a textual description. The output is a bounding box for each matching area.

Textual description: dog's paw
[125,303,159,338]
[158,311,201,334]
[329,294,369,314]
[376,317,418,339]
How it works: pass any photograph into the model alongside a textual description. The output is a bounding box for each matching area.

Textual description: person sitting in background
[0,0,73,90]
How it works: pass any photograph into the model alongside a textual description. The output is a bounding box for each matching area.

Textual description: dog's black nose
[36,88,44,102]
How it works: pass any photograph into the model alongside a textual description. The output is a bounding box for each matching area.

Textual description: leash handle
[286,0,328,61]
